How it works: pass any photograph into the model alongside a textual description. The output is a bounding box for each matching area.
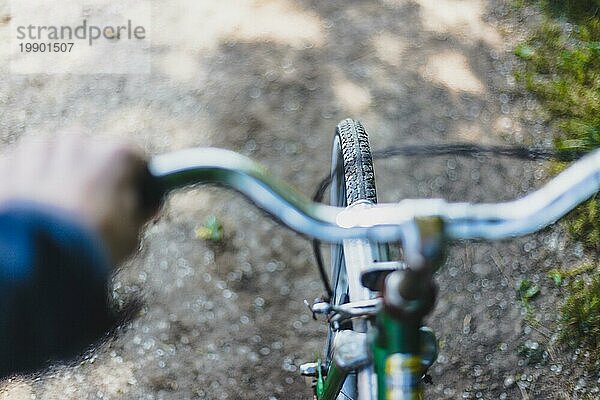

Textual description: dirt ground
[0,0,599,399]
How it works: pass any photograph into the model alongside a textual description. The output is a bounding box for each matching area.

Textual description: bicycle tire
[327,119,377,400]
[335,119,377,205]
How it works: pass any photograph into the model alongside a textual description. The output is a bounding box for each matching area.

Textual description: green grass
[195,215,224,242]
[514,0,600,369]
[514,3,600,250]
[536,1,600,21]
[559,268,600,366]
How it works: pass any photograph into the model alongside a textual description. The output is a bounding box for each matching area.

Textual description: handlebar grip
[138,166,167,216]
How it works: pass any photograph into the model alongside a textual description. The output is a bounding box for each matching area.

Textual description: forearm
[0,201,113,378]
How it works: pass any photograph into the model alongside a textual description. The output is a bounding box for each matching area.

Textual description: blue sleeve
[0,201,113,378]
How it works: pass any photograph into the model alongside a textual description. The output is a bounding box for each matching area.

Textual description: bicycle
[146,119,600,400]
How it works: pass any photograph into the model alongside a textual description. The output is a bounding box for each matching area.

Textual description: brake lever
[306,298,382,325]
[328,299,382,323]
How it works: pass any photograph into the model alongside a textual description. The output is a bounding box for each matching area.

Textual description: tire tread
[335,118,377,205]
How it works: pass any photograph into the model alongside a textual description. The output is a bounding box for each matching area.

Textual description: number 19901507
[19,42,74,52]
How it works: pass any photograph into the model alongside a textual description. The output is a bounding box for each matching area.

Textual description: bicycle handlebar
[148,147,600,243]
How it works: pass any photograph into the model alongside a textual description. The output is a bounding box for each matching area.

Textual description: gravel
[0,1,598,399]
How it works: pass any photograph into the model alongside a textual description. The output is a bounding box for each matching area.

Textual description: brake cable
[311,144,586,299]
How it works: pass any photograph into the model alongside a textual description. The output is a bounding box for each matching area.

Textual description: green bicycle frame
[316,311,426,400]
[372,314,424,400]
[316,358,348,399]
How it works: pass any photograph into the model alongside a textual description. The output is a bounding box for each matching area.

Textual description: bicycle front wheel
[326,119,378,400]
